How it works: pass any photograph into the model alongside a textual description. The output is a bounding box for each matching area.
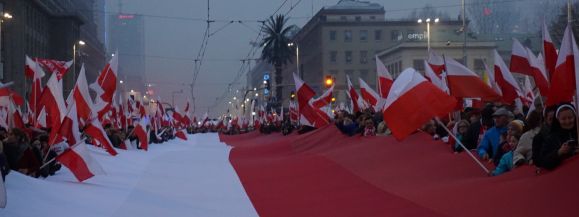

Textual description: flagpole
[435,118,491,175]
[39,137,86,170]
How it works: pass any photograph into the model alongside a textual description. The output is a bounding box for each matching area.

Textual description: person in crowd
[478,107,513,163]
[363,118,376,137]
[5,128,41,177]
[532,106,557,168]
[537,104,578,170]
[422,120,439,139]
[0,140,9,181]
[375,121,391,136]
[491,132,522,176]
[513,110,542,166]
[452,120,470,152]
[464,109,484,150]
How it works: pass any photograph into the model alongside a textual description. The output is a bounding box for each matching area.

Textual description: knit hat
[509,120,525,132]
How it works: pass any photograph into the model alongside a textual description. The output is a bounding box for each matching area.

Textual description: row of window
[330,50,375,64]
[328,69,372,85]
[330,30,382,42]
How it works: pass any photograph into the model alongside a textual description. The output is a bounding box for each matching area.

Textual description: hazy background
[105,0,565,117]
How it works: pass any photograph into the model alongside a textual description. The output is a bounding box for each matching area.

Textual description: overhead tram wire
[209,0,306,115]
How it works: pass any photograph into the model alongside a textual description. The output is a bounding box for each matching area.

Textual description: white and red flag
[547,25,577,106]
[346,75,361,113]
[91,52,118,118]
[382,68,457,140]
[359,77,382,111]
[134,119,149,151]
[493,49,522,104]
[427,50,445,75]
[510,38,533,76]
[293,73,330,128]
[84,119,118,156]
[444,56,501,101]
[39,73,67,144]
[311,84,334,109]
[72,64,95,123]
[56,143,105,182]
[424,60,447,92]
[543,20,557,77]
[25,56,45,120]
[376,56,393,98]
[34,58,72,81]
[527,49,550,96]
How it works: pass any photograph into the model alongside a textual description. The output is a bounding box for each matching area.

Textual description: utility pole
[462,0,467,66]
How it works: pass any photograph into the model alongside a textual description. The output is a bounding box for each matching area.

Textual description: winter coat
[513,127,540,165]
[477,126,507,159]
[491,151,513,176]
[538,127,577,170]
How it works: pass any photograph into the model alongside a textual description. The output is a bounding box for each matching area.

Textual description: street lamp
[288,42,300,78]
[73,40,86,79]
[2,13,12,19]
[417,17,439,52]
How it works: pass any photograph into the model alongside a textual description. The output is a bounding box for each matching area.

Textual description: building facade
[107,13,146,97]
[278,0,466,104]
[0,0,105,97]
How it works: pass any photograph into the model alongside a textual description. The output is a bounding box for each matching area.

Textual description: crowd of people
[231,98,577,176]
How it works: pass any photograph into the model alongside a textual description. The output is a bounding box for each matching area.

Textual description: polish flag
[84,120,118,156]
[359,77,382,111]
[175,129,187,141]
[382,68,457,140]
[201,112,209,127]
[56,143,105,182]
[527,49,550,96]
[346,75,361,113]
[73,64,95,123]
[510,38,533,76]
[521,76,535,106]
[444,57,501,101]
[547,25,576,106]
[39,73,67,144]
[58,101,81,146]
[91,52,118,117]
[8,102,25,130]
[25,56,45,119]
[134,120,149,151]
[427,50,445,75]
[543,21,557,77]
[483,60,503,96]
[493,49,522,104]
[424,60,447,92]
[35,107,47,128]
[311,84,334,109]
[293,73,330,128]
[376,56,393,98]
[34,58,72,81]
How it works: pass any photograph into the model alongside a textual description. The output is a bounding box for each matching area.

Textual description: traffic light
[324,75,334,88]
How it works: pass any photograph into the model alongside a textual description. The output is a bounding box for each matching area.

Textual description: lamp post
[73,40,86,79]
[417,18,439,52]
[0,11,13,79]
[288,42,300,78]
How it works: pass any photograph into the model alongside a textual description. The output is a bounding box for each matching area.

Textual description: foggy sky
[105,0,464,117]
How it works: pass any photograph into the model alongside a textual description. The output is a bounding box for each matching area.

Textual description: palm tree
[261,15,294,102]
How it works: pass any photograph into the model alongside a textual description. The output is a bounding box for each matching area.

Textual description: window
[360,70,369,81]
[413,59,424,72]
[374,30,382,41]
[345,51,353,64]
[474,58,486,74]
[329,30,337,41]
[330,51,338,63]
[360,51,368,64]
[344,30,352,42]
[360,30,368,41]
[355,16,361,21]
[391,30,400,41]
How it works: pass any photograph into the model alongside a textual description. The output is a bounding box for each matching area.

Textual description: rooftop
[325,0,384,11]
